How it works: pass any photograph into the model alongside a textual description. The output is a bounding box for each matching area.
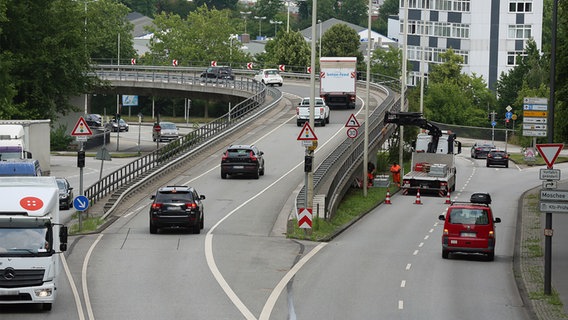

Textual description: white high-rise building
[395,0,543,90]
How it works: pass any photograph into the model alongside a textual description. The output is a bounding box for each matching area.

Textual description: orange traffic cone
[445,190,451,204]
[385,189,392,204]
[414,188,423,205]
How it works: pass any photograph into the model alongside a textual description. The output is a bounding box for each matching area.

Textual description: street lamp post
[254,16,266,39]
[270,20,282,37]
[318,19,322,63]
[240,11,251,34]
[286,0,291,32]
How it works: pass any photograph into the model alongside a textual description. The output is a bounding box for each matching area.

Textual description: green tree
[336,0,367,26]
[370,46,401,79]
[374,0,398,35]
[86,0,136,63]
[0,0,99,120]
[320,23,364,63]
[260,31,310,70]
[424,49,495,126]
[146,5,247,66]
[554,0,568,142]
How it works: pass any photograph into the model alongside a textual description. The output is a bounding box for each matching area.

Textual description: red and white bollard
[445,190,451,204]
[414,188,423,205]
[385,189,392,204]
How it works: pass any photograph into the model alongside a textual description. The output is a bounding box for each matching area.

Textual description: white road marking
[413,250,419,255]
[418,242,424,247]
[61,254,86,320]
[424,235,429,240]
[405,263,412,270]
[83,234,103,320]
[400,280,406,288]
[398,300,404,310]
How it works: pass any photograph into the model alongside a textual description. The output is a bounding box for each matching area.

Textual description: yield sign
[297,122,318,141]
[71,117,93,136]
[297,208,312,228]
[345,114,360,127]
[536,143,564,168]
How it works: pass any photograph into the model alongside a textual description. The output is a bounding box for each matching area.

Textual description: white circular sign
[347,127,358,139]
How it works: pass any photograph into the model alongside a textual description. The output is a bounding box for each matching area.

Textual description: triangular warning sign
[71,117,93,136]
[536,143,564,168]
[297,122,318,141]
[345,114,360,128]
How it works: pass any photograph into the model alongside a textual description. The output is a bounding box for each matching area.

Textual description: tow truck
[384,112,461,196]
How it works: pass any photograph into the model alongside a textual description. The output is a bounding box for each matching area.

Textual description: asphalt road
[3,84,567,319]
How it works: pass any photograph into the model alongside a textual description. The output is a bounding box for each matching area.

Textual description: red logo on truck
[20,197,44,211]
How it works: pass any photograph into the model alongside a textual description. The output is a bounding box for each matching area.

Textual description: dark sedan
[471,142,495,159]
[486,150,509,168]
[56,177,74,210]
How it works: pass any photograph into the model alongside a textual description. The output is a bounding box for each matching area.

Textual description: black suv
[149,186,206,234]
[221,144,265,179]
[200,66,234,81]
[486,149,509,168]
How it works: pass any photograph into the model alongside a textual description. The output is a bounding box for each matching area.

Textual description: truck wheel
[326,114,330,124]
[321,120,326,127]
[42,303,52,311]
[487,251,495,261]
[297,121,301,127]
[221,172,227,179]
[442,250,449,259]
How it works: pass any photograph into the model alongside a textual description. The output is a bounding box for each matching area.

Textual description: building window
[508,24,532,39]
[434,0,451,10]
[453,0,470,12]
[509,1,532,13]
[507,51,527,66]
[452,23,470,38]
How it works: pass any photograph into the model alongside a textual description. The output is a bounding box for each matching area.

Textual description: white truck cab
[0,177,68,311]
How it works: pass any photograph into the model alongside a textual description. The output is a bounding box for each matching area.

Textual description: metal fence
[86,67,283,214]
[295,83,400,221]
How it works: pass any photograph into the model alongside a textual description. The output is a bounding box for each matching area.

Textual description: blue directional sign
[505,111,513,120]
[491,121,497,127]
[73,195,89,212]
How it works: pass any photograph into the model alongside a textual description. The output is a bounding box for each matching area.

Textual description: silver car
[153,121,179,142]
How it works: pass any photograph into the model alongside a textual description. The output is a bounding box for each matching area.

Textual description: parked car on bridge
[253,69,283,86]
[200,66,234,81]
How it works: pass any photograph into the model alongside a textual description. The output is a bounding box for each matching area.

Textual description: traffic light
[304,155,313,172]
[77,150,86,168]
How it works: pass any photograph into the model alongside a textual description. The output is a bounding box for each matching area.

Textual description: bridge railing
[86,67,282,214]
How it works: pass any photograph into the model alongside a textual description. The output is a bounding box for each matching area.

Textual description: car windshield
[0,227,50,255]
[266,70,279,75]
[449,208,489,225]
[56,179,66,190]
[161,123,177,130]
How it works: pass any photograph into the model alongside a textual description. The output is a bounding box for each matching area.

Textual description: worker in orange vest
[390,162,401,187]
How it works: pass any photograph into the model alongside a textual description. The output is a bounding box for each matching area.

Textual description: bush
[50,124,74,151]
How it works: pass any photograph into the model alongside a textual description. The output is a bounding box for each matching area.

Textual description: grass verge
[287,186,393,241]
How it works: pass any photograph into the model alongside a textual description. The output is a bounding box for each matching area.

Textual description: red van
[438,193,501,261]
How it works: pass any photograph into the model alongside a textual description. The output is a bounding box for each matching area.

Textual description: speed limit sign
[347,127,358,139]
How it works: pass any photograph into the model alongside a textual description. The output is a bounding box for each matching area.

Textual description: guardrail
[295,83,400,222]
[87,67,283,214]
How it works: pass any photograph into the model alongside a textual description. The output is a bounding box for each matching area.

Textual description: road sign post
[536,142,565,295]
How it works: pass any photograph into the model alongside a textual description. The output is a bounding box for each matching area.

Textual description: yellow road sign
[524,111,547,117]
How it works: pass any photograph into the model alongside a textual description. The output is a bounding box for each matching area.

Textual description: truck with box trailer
[0,124,32,160]
[319,57,357,109]
[384,111,461,196]
[0,177,68,311]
